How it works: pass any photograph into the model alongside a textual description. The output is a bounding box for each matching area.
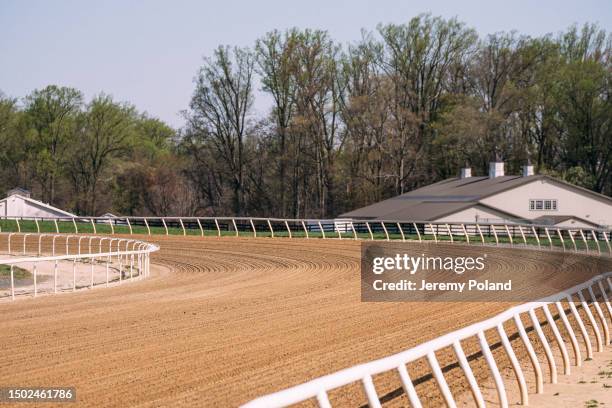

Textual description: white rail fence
[0,216,610,255]
[1,216,611,406]
[242,271,612,408]
[0,233,158,300]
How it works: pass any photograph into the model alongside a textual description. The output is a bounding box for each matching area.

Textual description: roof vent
[6,187,31,198]
[489,153,504,178]
[522,159,534,177]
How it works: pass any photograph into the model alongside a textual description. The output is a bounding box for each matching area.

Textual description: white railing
[0,216,610,255]
[1,216,610,404]
[242,271,612,408]
[0,232,158,300]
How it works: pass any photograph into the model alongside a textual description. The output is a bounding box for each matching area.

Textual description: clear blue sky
[1,0,610,128]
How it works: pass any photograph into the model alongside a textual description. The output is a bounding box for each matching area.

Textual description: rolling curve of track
[0,236,610,407]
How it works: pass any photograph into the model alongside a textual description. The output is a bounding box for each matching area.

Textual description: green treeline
[0,15,610,217]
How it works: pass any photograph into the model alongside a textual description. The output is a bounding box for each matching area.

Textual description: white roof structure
[0,189,75,218]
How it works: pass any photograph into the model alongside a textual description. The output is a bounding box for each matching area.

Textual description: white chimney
[460,167,472,179]
[522,160,534,177]
[489,155,504,178]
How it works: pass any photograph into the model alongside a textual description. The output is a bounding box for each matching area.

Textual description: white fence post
[446,224,453,243]
[196,218,204,237]
[478,331,508,408]
[429,223,437,243]
[544,227,553,249]
[381,222,389,241]
[591,230,601,254]
[318,221,326,239]
[476,224,484,245]
[461,224,469,244]
[361,375,382,408]
[587,286,610,346]
[555,301,581,366]
[144,218,151,235]
[366,222,373,241]
[397,222,405,242]
[491,225,499,246]
[567,230,577,251]
[567,296,593,359]
[529,309,557,384]
[162,218,169,235]
[514,313,544,393]
[179,218,186,236]
[397,364,422,408]
[578,229,588,252]
[232,219,238,237]
[542,304,570,375]
[531,226,541,248]
[284,220,292,238]
[603,231,611,255]
[518,225,526,245]
[452,340,485,408]
[496,324,528,405]
[426,352,456,408]
[504,224,513,246]
[413,222,422,243]
[577,292,603,352]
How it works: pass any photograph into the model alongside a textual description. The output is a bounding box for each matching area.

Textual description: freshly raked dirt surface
[0,236,610,407]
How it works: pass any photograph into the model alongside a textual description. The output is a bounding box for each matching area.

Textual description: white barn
[0,188,75,218]
[341,160,612,228]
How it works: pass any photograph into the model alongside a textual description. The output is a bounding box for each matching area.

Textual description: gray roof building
[340,161,612,228]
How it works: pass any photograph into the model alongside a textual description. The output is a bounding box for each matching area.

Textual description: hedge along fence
[0,232,158,300]
[0,216,610,255]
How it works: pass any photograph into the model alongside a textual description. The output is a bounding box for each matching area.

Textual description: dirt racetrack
[1,236,611,407]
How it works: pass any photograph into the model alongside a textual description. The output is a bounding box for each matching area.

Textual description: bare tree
[187,46,255,215]
[291,29,345,216]
[256,29,299,217]
[378,14,477,192]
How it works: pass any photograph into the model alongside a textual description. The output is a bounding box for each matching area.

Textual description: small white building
[0,188,75,218]
[340,160,612,228]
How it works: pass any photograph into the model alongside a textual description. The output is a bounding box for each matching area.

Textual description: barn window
[529,199,558,211]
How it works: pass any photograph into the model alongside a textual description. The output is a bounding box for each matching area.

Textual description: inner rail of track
[0,232,158,300]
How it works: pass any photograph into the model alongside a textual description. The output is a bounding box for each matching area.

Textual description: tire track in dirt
[0,236,609,407]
